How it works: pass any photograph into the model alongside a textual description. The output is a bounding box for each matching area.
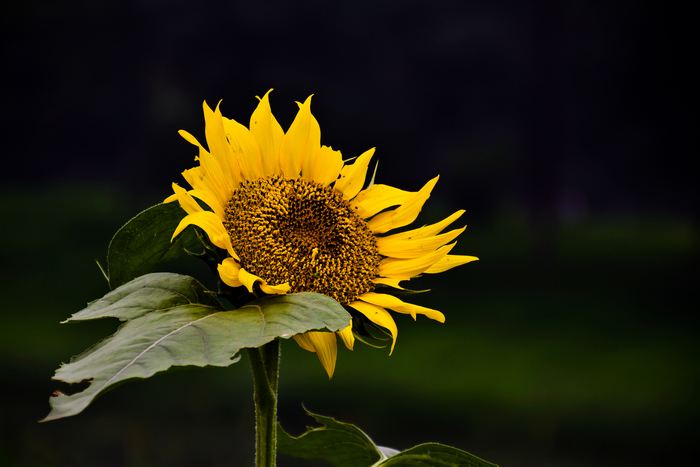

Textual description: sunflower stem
[247,339,280,467]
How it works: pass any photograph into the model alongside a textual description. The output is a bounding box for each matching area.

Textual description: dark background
[1,1,696,466]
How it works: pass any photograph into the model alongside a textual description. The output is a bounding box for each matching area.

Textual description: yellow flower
[167,90,477,378]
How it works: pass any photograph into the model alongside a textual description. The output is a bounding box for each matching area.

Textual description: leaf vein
[250,305,267,347]
[193,324,211,363]
[99,307,224,391]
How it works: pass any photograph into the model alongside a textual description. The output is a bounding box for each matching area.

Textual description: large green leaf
[279,410,498,467]
[107,202,200,289]
[44,273,352,422]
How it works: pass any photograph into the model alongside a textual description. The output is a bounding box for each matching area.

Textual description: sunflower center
[223,175,381,304]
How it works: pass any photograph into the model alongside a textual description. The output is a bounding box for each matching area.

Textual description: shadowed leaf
[107,202,200,289]
[279,409,498,467]
[278,410,382,467]
[379,443,498,467]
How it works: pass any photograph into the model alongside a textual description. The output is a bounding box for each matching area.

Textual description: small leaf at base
[279,409,498,467]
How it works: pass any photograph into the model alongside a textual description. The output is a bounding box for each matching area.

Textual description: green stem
[247,339,281,467]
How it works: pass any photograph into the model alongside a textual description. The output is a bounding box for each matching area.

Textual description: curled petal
[348,300,398,354]
[237,268,261,294]
[237,267,289,295]
[293,331,338,379]
[358,292,445,323]
[259,282,291,295]
[171,211,236,259]
[293,333,315,352]
[337,324,355,351]
[218,258,243,287]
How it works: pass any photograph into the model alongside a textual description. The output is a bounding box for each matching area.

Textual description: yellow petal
[366,176,439,234]
[259,282,291,295]
[350,184,414,219]
[358,292,445,323]
[300,119,326,182]
[217,258,243,287]
[334,148,375,200]
[377,226,466,259]
[337,324,355,351]
[347,300,398,354]
[181,165,226,213]
[250,89,284,177]
[180,172,225,219]
[293,331,337,379]
[203,101,241,189]
[203,101,228,157]
[177,126,233,204]
[384,210,465,241]
[222,116,263,181]
[170,183,203,215]
[197,146,235,202]
[171,211,235,258]
[372,277,406,290]
[280,95,319,179]
[312,145,344,186]
[237,267,263,294]
[237,267,289,295]
[378,243,456,280]
[293,333,316,352]
[424,255,479,273]
[178,129,203,148]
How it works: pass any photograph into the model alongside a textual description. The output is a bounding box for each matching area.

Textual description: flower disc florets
[223,175,381,304]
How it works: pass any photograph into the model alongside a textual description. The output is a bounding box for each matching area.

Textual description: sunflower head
[167,90,478,378]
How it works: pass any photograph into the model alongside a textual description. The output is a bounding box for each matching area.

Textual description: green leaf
[279,410,498,467]
[107,202,200,289]
[44,273,351,422]
[278,410,382,467]
[378,444,498,467]
[66,272,222,322]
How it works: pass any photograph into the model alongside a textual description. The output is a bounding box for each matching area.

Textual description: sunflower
[166,90,477,378]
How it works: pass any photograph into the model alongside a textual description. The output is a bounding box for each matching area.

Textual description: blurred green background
[1,1,695,466]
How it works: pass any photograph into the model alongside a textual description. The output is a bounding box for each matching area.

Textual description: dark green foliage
[279,410,498,466]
